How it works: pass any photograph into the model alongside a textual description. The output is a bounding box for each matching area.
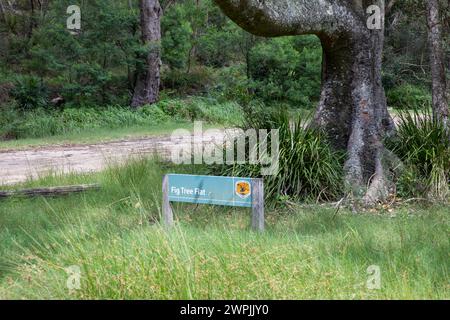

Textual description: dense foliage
[1,0,447,114]
[0,0,319,110]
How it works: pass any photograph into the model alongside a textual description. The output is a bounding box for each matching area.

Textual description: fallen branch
[0,184,101,198]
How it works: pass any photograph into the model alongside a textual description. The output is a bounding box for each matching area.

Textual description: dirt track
[0,114,408,186]
[0,132,231,185]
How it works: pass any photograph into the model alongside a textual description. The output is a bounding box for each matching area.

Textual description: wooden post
[251,178,264,232]
[162,174,174,227]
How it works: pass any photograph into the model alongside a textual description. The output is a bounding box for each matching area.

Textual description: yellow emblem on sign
[235,181,251,199]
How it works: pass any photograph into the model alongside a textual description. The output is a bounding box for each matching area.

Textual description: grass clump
[387,109,450,201]
[214,105,344,203]
[157,97,243,125]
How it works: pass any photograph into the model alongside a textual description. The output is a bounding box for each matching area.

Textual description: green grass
[386,109,450,201]
[0,158,448,299]
[0,97,244,150]
[386,84,432,111]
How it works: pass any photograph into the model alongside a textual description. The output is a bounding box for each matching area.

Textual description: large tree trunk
[214,0,397,204]
[131,0,162,108]
[426,0,449,129]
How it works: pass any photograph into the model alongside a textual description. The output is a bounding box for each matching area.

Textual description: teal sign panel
[167,174,253,207]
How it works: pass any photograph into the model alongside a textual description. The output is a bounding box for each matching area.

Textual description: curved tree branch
[213,0,361,38]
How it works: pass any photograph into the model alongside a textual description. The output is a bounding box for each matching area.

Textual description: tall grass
[0,105,170,140]
[0,98,243,140]
[387,109,450,201]
[0,158,447,299]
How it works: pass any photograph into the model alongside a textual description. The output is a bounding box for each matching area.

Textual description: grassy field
[0,158,448,299]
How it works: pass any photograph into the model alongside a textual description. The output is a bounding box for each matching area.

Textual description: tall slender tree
[426,0,448,130]
[214,0,398,204]
[131,0,162,108]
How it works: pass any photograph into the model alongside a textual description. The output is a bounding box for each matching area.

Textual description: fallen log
[0,184,101,199]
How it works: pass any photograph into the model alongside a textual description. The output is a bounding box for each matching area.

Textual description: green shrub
[140,104,171,123]
[387,84,432,110]
[11,75,49,110]
[387,109,450,201]
[248,36,322,108]
[212,65,254,105]
[156,98,193,120]
[161,4,192,69]
[187,97,243,125]
[162,66,215,95]
[0,82,13,105]
[0,104,22,139]
[212,104,344,203]
[156,97,242,125]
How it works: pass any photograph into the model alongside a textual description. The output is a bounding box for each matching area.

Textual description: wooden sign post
[162,175,174,227]
[251,178,264,232]
[162,174,264,232]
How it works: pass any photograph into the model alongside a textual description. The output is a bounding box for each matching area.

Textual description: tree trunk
[214,0,397,204]
[131,0,162,108]
[0,1,6,23]
[28,0,36,39]
[426,0,449,129]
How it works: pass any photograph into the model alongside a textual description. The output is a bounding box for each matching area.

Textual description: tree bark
[0,1,6,23]
[131,0,162,108]
[426,0,449,129]
[214,0,397,204]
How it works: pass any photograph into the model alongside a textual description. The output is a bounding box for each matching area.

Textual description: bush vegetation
[386,84,432,110]
[0,0,322,110]
[213,105,344,203]
[0,97,242,140]
[387,109,450,201]
[2,0,442,113]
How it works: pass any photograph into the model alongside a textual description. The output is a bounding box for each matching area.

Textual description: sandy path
[0,132,232,185]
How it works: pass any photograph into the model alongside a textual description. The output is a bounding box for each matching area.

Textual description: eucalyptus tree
[426,0,449,130]
[214,0,399,204]
[131,0,162,108]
